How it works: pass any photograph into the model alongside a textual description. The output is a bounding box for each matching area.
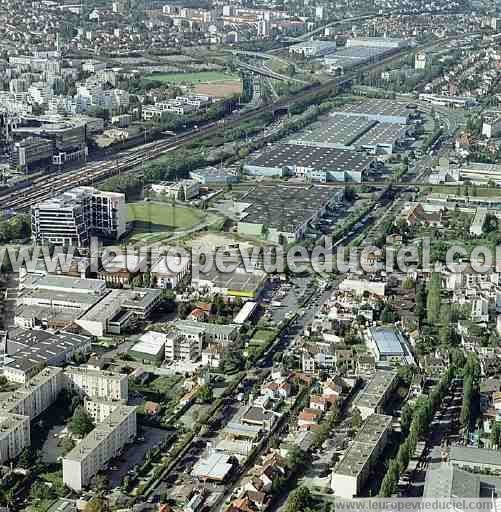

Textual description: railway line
[1,36,452,213]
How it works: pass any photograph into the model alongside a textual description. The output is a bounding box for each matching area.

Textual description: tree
[285,486,311,512]
[69,406,95,437]
[84,497,108,512]
[379,458,400,497]
[426,272,441,323]
[18,447,37,469]
[490,421,501,448]
[351,407,363,431]
[197,385,213,404]
[61,436,75,455]
[415,281,426,323]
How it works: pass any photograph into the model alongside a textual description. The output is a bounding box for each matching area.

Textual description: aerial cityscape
[1,0,501,511]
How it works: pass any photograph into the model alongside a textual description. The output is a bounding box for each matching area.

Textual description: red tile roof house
[298,408,322,431]
[310,395,330,412]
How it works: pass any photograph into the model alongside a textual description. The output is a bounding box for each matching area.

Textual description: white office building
[31,186,127,247]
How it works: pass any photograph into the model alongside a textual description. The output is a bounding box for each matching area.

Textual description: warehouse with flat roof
[288,114,377,149]
[331,99,412,124]
[354,122,407,154]
[237,183,343,244]
[244,144,373,183]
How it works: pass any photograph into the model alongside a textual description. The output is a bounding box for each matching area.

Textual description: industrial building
[62,405,137,491]
[150,252,191,289]
[128,331,167,364]
[287,114,406,154]
[175,320,239,345]
[331,99,412,124]
[430,160,501,186]
[330,414,393,498]
[150,179,200,201]
[14,275,107,330]
[366,326,415,366]
[31,186,127,247]
[3,328,92,383]
[191,452,234,482]
[354,122,407,154]
[191,263,267,299]
[75,288,162,337]
[352,370,397,419]
[244,144,373,182]
[449,446,501,474]
[289,40,337,58]
[190,166,240,185]
[324,47,394,75]
[236,183,343,244]
[288,114,377,149]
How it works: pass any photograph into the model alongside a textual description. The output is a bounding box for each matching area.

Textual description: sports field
[143,71,239,84]
[127,202,204,243]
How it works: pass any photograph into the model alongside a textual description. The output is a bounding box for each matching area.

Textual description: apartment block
[62,405,137,491]
[31,186,126,247]
[64,367,128,402]
[352,370,397,419]
[331,414,393,498]
[0,413,31,464]
[0,367,64,420]
[84,397,124,423]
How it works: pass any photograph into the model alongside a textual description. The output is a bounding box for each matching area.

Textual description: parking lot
[108,426,176,489]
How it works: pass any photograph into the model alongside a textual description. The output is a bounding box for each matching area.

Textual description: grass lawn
[143,71,239,84]
[127,202,204,241]
[250,328,277,347]
[426,185,501,197]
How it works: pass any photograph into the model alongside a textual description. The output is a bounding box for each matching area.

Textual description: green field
[143,71,239,84]
[249,328,277,347]
[127,202,204,242]
[427,185,501,197]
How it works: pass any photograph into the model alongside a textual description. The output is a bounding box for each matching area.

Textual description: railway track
[1,36,452,212]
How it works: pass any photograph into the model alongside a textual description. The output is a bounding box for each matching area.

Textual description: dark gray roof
[423,464,480,498]
[450,446,501,467]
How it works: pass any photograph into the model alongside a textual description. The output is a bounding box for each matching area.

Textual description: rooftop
[237,183,342,234]
[287,114,377,148]
[191,452,233,480]
[333,414,392,477]
[449,446,501,467]
[353,370,397,410]
[63,405,136,462]
[332,99,411,120]
[247,143,373,173]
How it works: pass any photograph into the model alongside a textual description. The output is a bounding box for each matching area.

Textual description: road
[1,36,451,213]
[404,380,463,497]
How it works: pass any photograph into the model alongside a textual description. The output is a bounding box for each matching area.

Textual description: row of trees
[460,354,481,432]
[380,367,455,497]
